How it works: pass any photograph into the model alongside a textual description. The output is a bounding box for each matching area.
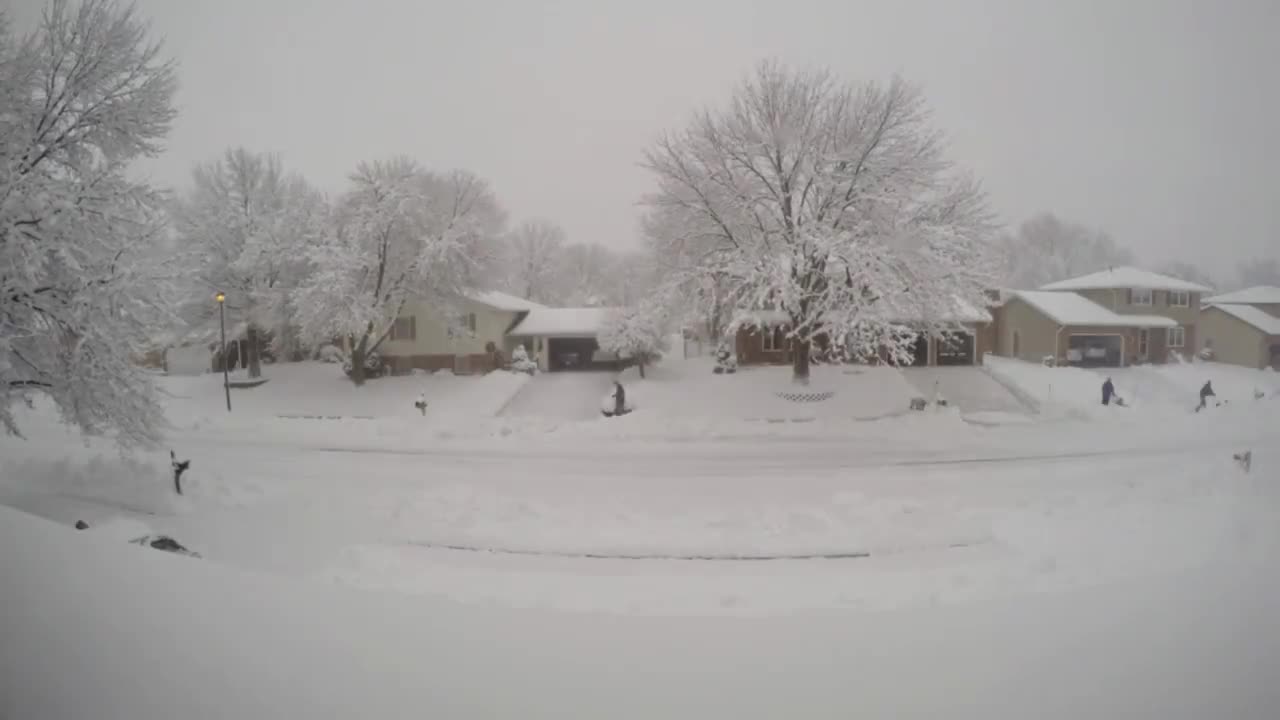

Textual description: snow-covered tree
[999,213,1133,289]
[598,300,670,378]
[1160,261,1218,293]
[500,219,565,303]
[643,61,998,383]
[172,148,327,377]
[1,0,178,444]
[292,159,504,385]
[1235,257,1280,291]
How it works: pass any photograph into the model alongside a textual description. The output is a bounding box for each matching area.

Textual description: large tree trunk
[246,325,262,379]
[349,337,367,386]
[792,339,811,384]
[638,358,646,379]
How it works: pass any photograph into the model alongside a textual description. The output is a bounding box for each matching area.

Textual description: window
[1130,288,1153,306]
[389,316,415,341]
[447,312,477,338]
[1168,326,1185,348]
[762,327,780,352]
[1168,291,1190,308]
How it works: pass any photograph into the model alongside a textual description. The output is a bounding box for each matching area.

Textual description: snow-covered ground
[2,357,1279,717]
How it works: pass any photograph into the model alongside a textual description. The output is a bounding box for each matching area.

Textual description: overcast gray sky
[10,0,1279,279]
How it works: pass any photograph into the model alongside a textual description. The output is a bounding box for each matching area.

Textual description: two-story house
[1198,285,1280,369]
[992,267,1212,367]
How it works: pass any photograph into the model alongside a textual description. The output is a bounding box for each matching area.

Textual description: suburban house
[992,290,1176,367]
[378,291,546,375]
[379,292,623,374]
[993,267,1212,367]
[1198,286,1280,369]
[732,299,995,367]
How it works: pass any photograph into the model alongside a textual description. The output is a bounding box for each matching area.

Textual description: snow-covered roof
[507,307,615,337]
[466,290,547,313]
[1039,267,1213,293]
[1013,291,1177,328]
[729,310,791,329]
[1205,303,1280,336]
[1203,285,1280,306]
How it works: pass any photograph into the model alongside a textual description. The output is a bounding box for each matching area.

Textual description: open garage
[936,332,975,366]
[1067,334,1124,367]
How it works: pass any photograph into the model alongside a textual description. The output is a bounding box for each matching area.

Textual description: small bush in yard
[317,344,344,363]
[509,345,537,375]
[713,343,737,374]
[342,351,385,380]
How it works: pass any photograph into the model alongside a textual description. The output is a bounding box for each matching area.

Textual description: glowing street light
[216,292,230,412]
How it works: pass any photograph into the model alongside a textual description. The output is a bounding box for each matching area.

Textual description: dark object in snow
[1196,381,1216,411]
[75,520,89,530]
[910,397,928,411]
[170,450,191,495]
[129,534,201,558]
[1102,377,1114,406]
[1255,390,1267,401]
[414,393,428,416]
[1234,450,1252,473]
[613,381,626,416]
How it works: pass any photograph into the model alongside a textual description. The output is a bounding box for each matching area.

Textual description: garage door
[1067,334,1123,367]
[936,332,974,366]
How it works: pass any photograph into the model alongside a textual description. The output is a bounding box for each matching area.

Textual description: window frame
[762,327,781,352]
[1131,288,1153,306]
[389,316,416,341]
[1168,326,1186,348]
[1168,290,1190,308]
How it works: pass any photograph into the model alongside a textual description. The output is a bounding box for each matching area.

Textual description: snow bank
[0,453,186,516]
[3,504,1279,718]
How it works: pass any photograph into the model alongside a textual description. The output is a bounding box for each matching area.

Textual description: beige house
[1030,267,1212,364]
[993,290,1176,367]
[1198,286,1280,369]
[378,291,545,374]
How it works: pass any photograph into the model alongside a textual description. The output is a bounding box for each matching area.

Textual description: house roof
[1206,303,1280,336]
[1203,285,1280,306]
[729,310,791,329]
[466,290,547,313]
[1039,267,1213,293]
[507,307,614,337]
[1013,290,1177,328]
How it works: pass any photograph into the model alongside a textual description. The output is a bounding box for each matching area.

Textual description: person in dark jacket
[1101,377,1114,406]
[1197,380,1215,411]
[613,381,627,416]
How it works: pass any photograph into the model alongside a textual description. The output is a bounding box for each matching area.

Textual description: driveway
[902,367,1033,415]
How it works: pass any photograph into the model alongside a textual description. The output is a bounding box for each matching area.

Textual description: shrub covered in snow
[713,343,737,374]
[342,351,385,380]
[509,345,537,375]
[317,344,344,364]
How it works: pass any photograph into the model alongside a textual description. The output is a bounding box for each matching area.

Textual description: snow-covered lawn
[2,357,1279,716]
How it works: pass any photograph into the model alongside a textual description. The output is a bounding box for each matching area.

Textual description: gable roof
[1012,290,1177,328]
[1203,285,1280,306]
[467,291,547,313]
[507,307,614,337]
[1205,303,1280,336]
[1039,267,1213,293]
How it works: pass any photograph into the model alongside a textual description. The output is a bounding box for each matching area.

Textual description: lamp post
[216,292,230,412]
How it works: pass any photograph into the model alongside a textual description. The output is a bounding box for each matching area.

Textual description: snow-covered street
[2,358,1279,715]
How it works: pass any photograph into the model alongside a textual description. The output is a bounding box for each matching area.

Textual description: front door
[1138,329,1149,360]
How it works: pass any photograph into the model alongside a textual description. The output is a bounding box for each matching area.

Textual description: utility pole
[216,292,231,412]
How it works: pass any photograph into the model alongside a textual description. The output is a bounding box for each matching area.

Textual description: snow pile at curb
[0,454,186,516]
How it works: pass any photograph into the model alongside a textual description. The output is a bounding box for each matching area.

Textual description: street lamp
[216,292,230,412]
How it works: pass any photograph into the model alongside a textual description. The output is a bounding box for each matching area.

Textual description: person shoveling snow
[1101,377,1127,407]
[414,392,428,416]
[1195,381,1217,412]
[601,381,633,417]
